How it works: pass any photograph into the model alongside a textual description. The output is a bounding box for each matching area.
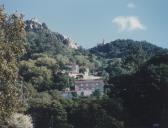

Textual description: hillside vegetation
[90,39,167,58]
[0,6,168,128]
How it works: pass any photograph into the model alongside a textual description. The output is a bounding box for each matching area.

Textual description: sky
[1,0,168,48]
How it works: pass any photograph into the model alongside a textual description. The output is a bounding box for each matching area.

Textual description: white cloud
[127,3,136,8]
[112,16,146,31]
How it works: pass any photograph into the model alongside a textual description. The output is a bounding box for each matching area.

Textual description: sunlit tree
[0,6,25,120]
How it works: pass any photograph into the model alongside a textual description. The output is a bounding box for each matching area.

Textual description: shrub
[7,113,33,128]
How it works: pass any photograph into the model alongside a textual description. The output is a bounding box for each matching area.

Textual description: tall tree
[0,6,25,120]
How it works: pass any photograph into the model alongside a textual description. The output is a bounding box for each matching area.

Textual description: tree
[123,44,148,72]
[19,55,56,91]
[69,100,124,128]
[53,73,72,91]
[29,91,70,128]
[108,54,168,127]
[92,89,102,98]
[0,6,25,120]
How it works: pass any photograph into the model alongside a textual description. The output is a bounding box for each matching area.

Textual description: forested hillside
[23,19,102,71]
[89,39,168,78]
[90,39,167,59]
[0,6,168,128]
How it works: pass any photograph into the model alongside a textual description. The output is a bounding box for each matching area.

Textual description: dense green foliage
[24,23,102,70]
[108,54,168,127]
[28,92,124,128]
[0,6,26,120]
[1,6,168,128]
[20,21,168,128]
[90,39,168,78]
[90,39,167,59]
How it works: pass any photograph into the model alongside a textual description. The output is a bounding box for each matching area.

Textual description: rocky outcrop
[25,18,48,30]
[25,18,78,49]
[62,36,78,49]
